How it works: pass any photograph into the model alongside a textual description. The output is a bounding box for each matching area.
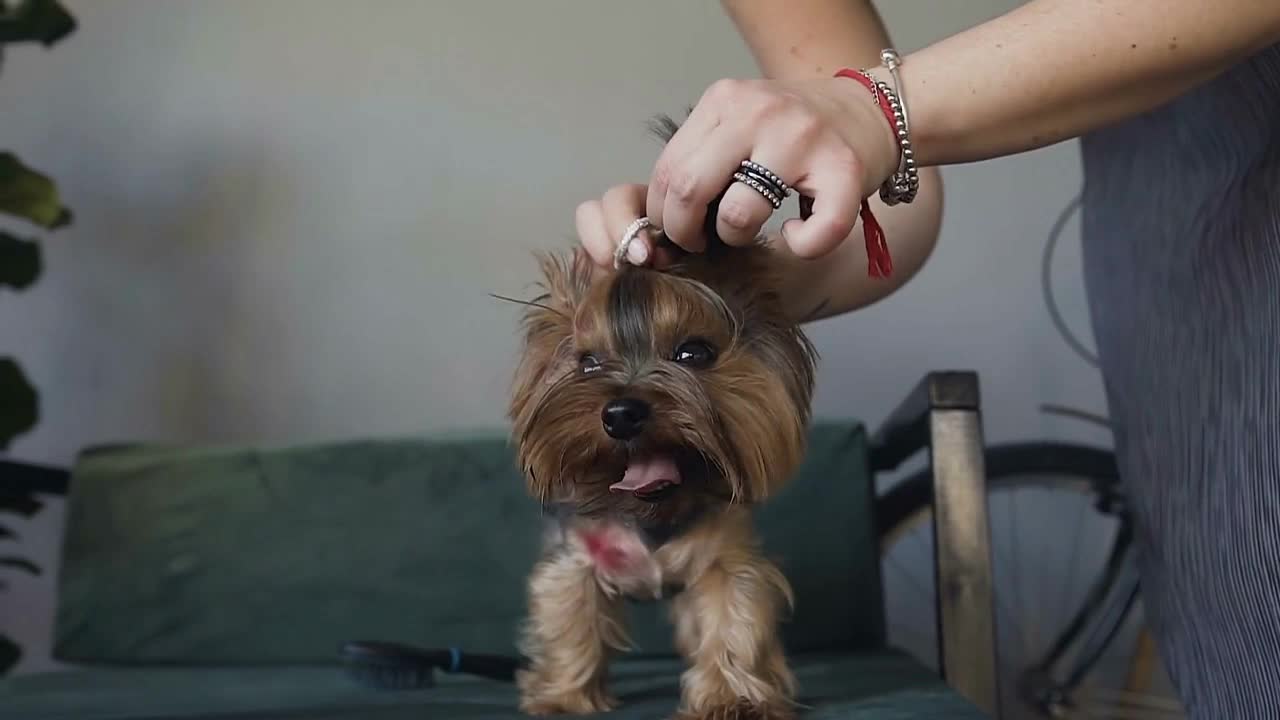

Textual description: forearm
[897,0,1280,166]
[721,0,943,321]
[722,0,889,78]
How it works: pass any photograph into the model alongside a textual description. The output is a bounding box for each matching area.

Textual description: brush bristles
[343,659,436,691]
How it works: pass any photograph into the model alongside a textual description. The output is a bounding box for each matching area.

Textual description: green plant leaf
[0,556,38,575]
[0,231,40,289]
[0,152,71,229]
[0,489,40,516]
[0,0,76,47]
[0,357,38,450]
[0,633,19,675]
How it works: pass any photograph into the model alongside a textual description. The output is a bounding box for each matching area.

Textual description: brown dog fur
[508,241,817,720]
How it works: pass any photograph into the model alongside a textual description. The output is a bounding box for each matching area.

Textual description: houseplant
[0,0,76,675]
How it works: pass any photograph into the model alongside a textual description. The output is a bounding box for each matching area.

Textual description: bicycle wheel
[877,441,1185,720]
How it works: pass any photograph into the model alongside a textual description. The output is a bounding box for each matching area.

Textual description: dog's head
[508,242,816,524]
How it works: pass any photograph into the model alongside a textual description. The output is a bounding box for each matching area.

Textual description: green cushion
[0,651,986,720]
[54,422,883,665]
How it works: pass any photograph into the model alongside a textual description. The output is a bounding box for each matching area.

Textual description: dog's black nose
[602,398,649,440]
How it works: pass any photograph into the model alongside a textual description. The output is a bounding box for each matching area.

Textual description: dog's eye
[579,353,603,373]
[673,340,716,368]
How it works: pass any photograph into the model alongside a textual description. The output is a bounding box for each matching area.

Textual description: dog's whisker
[489,292,566,318]
[520,370,580,445]
[554,442,573,492]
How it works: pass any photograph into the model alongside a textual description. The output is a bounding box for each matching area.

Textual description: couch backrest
[52,421,884,664]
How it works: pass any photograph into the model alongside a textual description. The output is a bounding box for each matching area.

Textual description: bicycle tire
[876,440,1121,544]
[875,440,1171,719]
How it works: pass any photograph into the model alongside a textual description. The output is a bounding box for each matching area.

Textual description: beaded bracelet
[834,49,920,206]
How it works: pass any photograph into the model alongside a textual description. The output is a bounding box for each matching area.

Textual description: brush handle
[450,649,524,682]
[341,640,524,682]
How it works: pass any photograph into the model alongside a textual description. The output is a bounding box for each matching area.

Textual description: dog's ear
[508,248,596,499]
[536,246,595,315]
[510,248,592,403]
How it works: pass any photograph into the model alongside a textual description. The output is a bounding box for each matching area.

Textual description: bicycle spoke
[1008,488,1035,663]
[893,623,936,666]
[990,502,1032,660]
[885,526,939,660]
[1008,484,1029,661]
[991,559,1032,666]
[887,526,953,670]
[1060,494,1087,635]
[894,526,935,607]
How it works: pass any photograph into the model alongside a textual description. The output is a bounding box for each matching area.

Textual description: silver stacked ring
[733,160,791,210]
[740,160,792,197]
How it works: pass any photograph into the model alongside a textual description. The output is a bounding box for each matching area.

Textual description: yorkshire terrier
[507,148,818,719]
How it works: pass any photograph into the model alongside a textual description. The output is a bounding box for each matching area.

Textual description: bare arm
[577,1,1280,322]
[870,0,1279,165]
[720,0,945,320]
[711,0,1278,318]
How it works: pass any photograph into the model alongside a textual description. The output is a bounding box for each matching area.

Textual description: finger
[646,104,720,241]
[712,180,777,247]
[780,155,864,259]
[658,123,752,253]
[600,183,652,265]
[714,147,806,246]
[575,199,614,268]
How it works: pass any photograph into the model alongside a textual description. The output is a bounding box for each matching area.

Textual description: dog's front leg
[517,550,626,715]
[671,553,797,720]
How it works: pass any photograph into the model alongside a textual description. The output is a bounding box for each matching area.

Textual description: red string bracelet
[815,67,898,279]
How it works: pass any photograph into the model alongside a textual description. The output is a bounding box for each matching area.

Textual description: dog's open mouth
[610,453,682,502]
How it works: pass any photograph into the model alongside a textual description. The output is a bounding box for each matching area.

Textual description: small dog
[507,196,818,719]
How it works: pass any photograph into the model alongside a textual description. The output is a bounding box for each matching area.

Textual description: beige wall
[0,1,1107,673]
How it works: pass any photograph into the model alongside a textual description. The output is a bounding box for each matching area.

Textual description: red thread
[834,68,898,130]
[830,68,897,278]
[860,200,892,278]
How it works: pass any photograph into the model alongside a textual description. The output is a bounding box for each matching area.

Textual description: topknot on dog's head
[645,113,683,145]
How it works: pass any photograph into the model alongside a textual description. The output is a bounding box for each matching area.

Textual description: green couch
[0,372,999,720]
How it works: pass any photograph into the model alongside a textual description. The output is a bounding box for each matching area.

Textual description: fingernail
[628,238,649,264]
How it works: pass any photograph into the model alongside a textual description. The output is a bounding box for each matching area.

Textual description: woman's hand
[577,74,901,269]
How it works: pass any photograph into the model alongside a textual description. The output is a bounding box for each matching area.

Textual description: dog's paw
[519,691,618,716]
[674,698,794,720]
[517,671,618,716]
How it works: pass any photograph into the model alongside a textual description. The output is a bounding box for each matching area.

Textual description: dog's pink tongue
[610,455,682,494]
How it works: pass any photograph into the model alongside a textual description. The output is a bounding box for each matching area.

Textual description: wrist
[869,52,944,168]
[842,68,902,186]
[832,60,919,207]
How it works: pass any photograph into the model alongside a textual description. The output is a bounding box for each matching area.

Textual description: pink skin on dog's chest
[581,530,629,572]
[573,524,660,590]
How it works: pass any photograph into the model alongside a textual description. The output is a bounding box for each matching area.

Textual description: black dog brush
[340,640,525,690]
